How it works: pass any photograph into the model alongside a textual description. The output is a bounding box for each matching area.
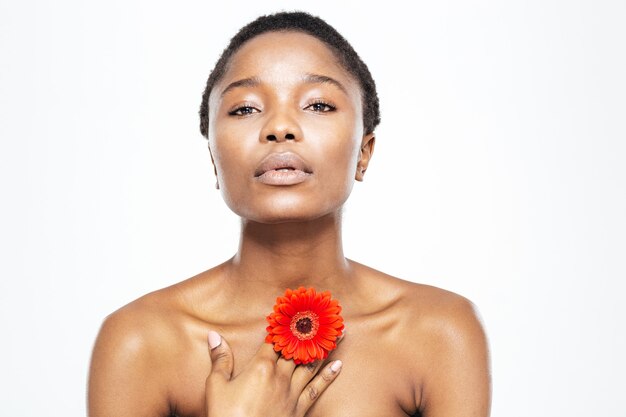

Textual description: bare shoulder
[92,286,186,361]
[402,279,487,341]
[404,283,491,416]
[350,259,486,328]
[88,263,232,417]
[88,285,191,417]
[350,261,491,416]
[88,260,236,416]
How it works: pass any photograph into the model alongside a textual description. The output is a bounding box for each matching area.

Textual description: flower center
[290,311,320,341]
[296,318,313,334]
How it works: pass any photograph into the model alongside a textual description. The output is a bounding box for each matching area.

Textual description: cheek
[332,115,361,163]
[308,118,361,199]
[326,142,359,181]
[210,117,258,178]
[209,133,254,209]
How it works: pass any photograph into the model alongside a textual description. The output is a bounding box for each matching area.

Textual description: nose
[260,108,302,143]
[266,132,295,141]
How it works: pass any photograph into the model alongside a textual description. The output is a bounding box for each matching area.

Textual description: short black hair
[199,11,380,139]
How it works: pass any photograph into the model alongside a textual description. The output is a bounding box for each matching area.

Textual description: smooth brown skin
[88,32,491,417]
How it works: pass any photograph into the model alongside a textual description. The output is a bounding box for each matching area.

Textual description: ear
[355,133,375,182]
[207,142,219,189]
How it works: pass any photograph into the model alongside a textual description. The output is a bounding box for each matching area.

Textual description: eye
[228,105,260,116]
[305,100,336,113]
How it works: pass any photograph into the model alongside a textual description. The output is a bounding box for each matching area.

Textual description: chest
[169,327,419,417]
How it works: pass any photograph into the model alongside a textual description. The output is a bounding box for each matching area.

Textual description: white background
[1,0,625,415]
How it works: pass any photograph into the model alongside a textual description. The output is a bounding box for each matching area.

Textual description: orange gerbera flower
[265,287,344,365]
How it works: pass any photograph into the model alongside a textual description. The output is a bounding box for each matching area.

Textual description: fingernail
[208,330,222,349]
[330,360,342,373]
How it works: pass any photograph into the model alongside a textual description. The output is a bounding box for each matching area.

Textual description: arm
[88,308,171,417]
[418,297,491,417]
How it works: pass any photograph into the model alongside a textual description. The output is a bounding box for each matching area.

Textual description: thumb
[207,330,234,380]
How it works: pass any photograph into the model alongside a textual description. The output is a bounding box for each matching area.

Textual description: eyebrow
[219,73,348,98]
[220,76,261,97]
[303,73,348,94]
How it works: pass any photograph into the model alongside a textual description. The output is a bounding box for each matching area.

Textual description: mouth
[254,152,313,185]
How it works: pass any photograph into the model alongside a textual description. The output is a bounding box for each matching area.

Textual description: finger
[296,360,342,415]
[290,359,324,391]
[272,331,346,384]
[336,330,346,345]
[291,332,345,389]
[276,353,297,376]
[244,339,284,377]
[207,330,234,380]
[255,339,282,362]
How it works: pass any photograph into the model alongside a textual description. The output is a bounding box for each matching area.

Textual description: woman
[88,11,491,417]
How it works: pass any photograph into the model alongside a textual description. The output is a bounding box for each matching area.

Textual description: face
[207,31,374,223]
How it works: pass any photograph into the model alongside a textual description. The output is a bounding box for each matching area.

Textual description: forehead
[214,31,359,97]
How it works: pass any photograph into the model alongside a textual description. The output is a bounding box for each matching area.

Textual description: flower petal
[266,287,344,364]
[297,343,308,362]
[280,302,296,316]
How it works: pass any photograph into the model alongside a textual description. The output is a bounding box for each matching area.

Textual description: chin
[231,198,345,225]
[222,185,352,224]
[239,206,330,224]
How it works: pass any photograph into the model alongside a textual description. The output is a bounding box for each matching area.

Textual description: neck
[227,211,351,295]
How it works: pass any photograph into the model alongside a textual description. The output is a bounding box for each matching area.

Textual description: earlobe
[355,133,376,182]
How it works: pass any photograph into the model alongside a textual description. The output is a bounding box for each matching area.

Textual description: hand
[205,330,343,417]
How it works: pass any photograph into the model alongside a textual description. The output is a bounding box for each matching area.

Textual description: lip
[254,152,313,186]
